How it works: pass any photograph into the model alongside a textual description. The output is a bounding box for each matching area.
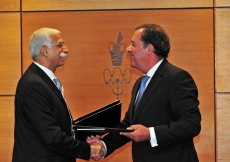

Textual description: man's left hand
[120,124,150,142]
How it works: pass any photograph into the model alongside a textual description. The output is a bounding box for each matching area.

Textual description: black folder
[73,100,124,141]
[75,126,134,133]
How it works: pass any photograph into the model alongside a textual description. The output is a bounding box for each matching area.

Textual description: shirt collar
[33,62,56,81]
[146,58,164,78]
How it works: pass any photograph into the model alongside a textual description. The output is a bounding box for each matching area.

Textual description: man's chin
[58,61,65,67]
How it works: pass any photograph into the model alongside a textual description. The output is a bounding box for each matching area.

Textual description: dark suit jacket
[12,63,90,162]
[103,59,201,162]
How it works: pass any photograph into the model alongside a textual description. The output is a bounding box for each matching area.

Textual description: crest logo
[103,32,132,99]
[108,32,126,66]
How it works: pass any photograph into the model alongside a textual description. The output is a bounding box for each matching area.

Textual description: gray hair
[29,28,61,60]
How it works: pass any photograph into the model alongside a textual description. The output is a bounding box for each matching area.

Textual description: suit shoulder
[165,62,192,76]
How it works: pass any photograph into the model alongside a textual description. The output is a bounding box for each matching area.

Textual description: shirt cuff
[149,127,158,147]
[101,140,107,158]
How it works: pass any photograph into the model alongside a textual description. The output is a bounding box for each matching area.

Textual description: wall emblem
[103,32,132,99]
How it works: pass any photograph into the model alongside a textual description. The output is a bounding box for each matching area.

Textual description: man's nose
[126,45,131,53]
[63,44,69,52]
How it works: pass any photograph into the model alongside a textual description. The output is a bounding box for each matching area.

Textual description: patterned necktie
[134,75,150,113]
[53,77,64,97]
[53,77,75,139]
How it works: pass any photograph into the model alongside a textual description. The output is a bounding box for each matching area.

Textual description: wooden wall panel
[215,8,230,92]
[216,94,230,162]
[0,97,14,162]
[22,0,213,11]
[0,13,21,95]
[22,9,214,162]
[215,8,230,162]
[215,0,230,7]
[0,0,20,11]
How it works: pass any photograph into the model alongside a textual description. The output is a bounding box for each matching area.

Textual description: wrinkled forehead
[49,34,63,43]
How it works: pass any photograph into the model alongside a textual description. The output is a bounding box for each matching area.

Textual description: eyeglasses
[50,42,65,48]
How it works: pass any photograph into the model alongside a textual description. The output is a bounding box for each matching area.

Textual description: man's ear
[147,44,155,55]
[41,46,48,56]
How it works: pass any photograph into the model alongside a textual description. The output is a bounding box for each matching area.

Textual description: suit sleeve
[154,70,201,148]
[102,77,142,156]
[23,80,90,160]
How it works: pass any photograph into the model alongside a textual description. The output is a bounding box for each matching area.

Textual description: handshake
[88,135,106,161]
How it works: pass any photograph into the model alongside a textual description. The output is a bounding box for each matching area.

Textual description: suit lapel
[29,63,65,104]
[132,59,168,122]
[29,63,73,132]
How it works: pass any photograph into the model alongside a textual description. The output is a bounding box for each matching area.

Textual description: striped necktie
[53,77,75,139]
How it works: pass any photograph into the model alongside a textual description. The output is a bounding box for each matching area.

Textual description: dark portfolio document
[72,100,133,141]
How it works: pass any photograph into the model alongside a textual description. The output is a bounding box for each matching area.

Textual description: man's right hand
[90,143,103,161]
[88,136,106,161]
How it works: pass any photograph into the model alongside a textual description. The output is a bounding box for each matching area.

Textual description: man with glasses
[12,27,103,162]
